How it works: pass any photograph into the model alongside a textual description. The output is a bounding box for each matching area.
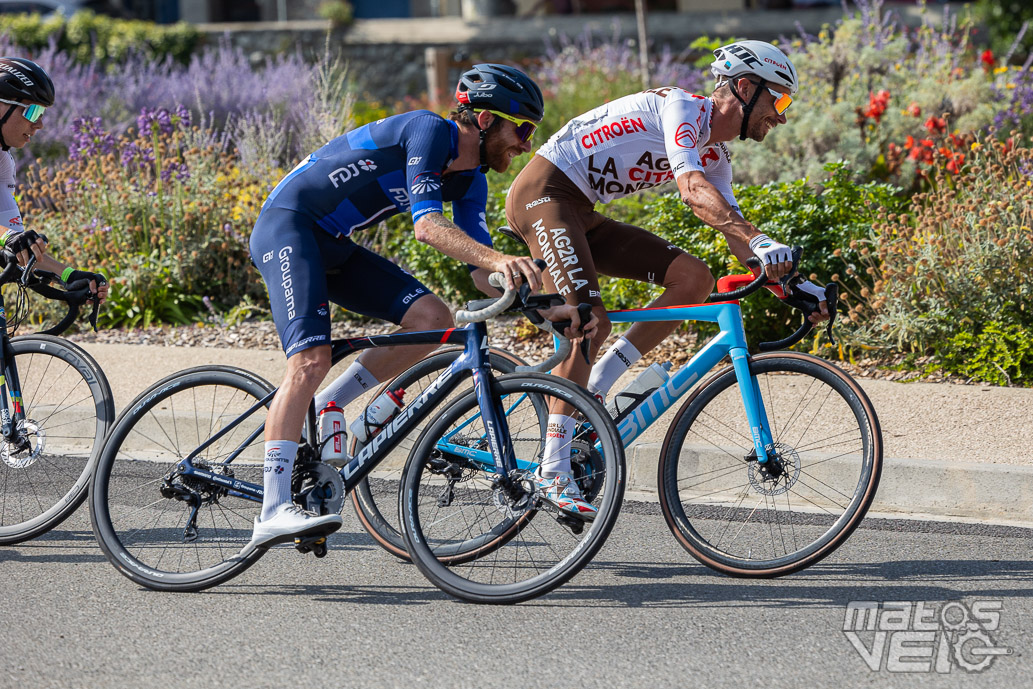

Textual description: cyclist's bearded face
[484,118,531,173]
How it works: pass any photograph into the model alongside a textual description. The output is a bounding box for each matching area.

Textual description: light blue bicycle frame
[434,299,776,468]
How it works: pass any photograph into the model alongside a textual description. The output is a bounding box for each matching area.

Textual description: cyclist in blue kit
[248,64,596,547]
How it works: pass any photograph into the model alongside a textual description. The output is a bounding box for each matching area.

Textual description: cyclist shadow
[212,582,443,606]
[539,558,1033,608]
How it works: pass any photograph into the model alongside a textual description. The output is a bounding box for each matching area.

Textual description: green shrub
[972,0,1033,60]
[937,321,1033,386]
[0,10,200,64]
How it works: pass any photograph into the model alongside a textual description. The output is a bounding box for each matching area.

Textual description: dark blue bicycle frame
[170,319,518,502]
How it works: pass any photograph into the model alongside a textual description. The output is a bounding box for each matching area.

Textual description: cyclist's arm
[451,172,501,297]
[414,211,540,290]
[470,268,500,297]
[675,170,757,268]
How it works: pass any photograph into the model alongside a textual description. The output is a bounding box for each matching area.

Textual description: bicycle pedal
[294,534,328,556]
[555,514,585,535]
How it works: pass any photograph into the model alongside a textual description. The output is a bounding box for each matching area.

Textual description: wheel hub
[748,443,801,496]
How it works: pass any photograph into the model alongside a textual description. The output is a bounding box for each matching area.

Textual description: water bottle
[317,401,347,464]
[607,362,673,419]
[349,388,406,444]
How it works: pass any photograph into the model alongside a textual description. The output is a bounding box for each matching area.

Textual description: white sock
[261,440,298,521]
[588,336,642,397]
[540,414,577,476]
[314,360,379,410]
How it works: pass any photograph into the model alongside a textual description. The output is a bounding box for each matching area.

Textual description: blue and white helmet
[711,41,798,95]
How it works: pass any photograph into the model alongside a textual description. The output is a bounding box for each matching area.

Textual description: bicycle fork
[729,347,782,476]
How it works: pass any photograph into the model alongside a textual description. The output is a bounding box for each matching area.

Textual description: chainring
[292,461,346,515]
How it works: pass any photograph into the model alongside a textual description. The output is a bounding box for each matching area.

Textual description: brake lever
[576,303,593,365]
[777,246,804,294]
[823,283,839,345]
[19,255,38,286]
[783,278,839,346]
[89,296,100,332]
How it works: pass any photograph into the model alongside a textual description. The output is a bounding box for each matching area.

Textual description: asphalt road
[2,500,1030,689]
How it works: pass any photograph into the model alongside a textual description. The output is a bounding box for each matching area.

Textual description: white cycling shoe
[249,503,343,549]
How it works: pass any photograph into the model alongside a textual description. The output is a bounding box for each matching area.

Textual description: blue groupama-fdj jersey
[250,110,492,356]
[263,110,490,243]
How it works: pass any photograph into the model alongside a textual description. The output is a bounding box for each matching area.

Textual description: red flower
[864,90,891,123]
[924,116,947,135]
[904,135,915,149]
[981,49,995,70]
[906,103,922,117]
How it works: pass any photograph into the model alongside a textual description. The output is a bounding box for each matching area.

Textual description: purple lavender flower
[68,117,117,161]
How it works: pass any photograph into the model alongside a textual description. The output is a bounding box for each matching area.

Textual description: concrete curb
[625,442,1033,526]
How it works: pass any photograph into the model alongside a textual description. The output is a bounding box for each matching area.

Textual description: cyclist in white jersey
[0,57,108,300]
[505,41,828,519]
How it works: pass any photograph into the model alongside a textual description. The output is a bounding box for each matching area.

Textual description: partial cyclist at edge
[247,63,596,548]
[0,57,108,299]
[504,41,830,520]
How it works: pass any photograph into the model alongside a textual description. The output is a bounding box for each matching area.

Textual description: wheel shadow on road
[0,527,108,565]
[529,558,1033,608]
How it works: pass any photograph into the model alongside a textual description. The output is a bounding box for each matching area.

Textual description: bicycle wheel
[401,373,625,604]
[90,366,276,591]
[350,346,530,559]
[0,335,115,544]
[658,351,882,577]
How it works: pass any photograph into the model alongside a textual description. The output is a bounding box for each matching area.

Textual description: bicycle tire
[401,372,625,604]
[90,365,277,591]
[0,335,115,544]
[657,352,882,577]
[350,346,530,560]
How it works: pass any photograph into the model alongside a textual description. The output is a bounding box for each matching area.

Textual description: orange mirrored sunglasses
[765,87,793,115]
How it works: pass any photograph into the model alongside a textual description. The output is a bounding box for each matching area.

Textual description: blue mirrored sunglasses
[0,98,46,123]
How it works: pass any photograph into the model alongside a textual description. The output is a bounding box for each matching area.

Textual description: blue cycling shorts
[249,207,432,357]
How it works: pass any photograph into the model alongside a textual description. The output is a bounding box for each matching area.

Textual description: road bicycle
[355,252,883,577]
[89,273,625,604]
[0,252,114,545]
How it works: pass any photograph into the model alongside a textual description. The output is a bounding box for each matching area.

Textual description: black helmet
[455,63,544,123]
[0,57,55,106]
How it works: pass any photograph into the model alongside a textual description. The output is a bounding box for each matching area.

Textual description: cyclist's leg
[505,156,607,518]
[249,208,344,545]
[588,221,715,395]
[319,244,452,413]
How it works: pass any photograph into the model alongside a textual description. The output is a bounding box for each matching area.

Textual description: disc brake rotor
[1,419,44,469]
[748,442,801,496]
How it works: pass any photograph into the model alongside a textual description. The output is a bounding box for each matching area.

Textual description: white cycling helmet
[712,40,798,140]
[711,40,798,95]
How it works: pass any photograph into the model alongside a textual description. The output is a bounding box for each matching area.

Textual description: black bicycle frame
[0,291,27,440]
[174,319,517,501]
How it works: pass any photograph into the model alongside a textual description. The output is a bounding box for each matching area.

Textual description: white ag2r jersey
[536,87,739,214]
[0,150,24,230]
